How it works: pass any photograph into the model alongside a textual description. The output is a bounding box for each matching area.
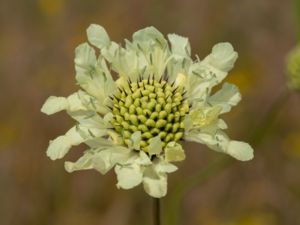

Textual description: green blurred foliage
[0,0,299,225]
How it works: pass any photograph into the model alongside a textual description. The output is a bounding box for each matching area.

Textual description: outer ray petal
[65,150,94,172]
[164,142,186,162]
[93,146,131,174]
[46,126,85,160]
[86,24,110,49]
[167,34,191,59]
[208,83,241,113]
[115,164,143,189]
[148,136,162,156]
[143,166,167,198]
[185,130,254,161]
[202,42,238,72]
[74,43,116,102]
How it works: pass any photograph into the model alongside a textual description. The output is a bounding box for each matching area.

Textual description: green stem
[165,88,291,225]
[153,198,161,225]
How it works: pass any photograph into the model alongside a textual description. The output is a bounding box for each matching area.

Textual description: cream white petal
[92,150,114,174]
[184,131,212,145]
[226,141,254,161]
[129,131,142,150]
[209,83,241,113]
[132,26,166,47]
[136,151,152,166]
[164,142,186,162]
[41,96,68,115]
[92,145,132,174]
[100,42,120,63]
[87,24,110,49]
[168,34,191,59]
[155,160,178,173]
[74,43,97,79]
[65,151,94,172]
[41,91,102,115]
[74,43,116,102]
[185,130,254,161]
[187,104,222,130]
[148,136,162,156]
[175,73,187,87]
[46,126,84,160]
[203,42,238,72]
[143,168,167,198]
[115,164,143,189]
[68,111,112,130]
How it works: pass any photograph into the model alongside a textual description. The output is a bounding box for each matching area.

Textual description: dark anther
[152,74,155,84]
[159,75,163,83]
[113,95,124,103]
[172,86,179,93]
[118,87,123,93]
[165,75,169,83]
[162,82,167,89]
[106,105,113,111]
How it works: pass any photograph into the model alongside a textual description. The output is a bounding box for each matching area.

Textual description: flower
[41,24,254,198]
[286,45,300,91]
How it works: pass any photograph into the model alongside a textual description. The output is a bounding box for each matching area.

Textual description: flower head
[41,24,254,198]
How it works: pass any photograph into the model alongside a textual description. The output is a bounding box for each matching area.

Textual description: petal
[175,73,187,87]
[168,34,191,59]
[41,96,68,115]
[203,42,238,72]
[208,83,241,113]
[65,151,94,172]
[135,151,152,166]
[185,130,254,161]
[143,167,167,198]
[46,126,84,160]
[74,43,115,102]
[41,91,103,115]
[92,146,131,174]
[92,150,113,174]
[129,131,142,150]
[148,136,162,156]
[132,26,166,47]
[74,43,97,79]
[164,142,186,162]
[155,160,178,173]
[226,141,254,161]
[115,164,143,189]
[87,24,110,49]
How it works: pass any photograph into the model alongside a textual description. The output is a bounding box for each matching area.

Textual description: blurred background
[0,0,300,225]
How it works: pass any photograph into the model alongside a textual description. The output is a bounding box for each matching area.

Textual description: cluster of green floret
[110,76,189,152]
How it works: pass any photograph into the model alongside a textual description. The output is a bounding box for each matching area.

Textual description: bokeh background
[1,0,300,225]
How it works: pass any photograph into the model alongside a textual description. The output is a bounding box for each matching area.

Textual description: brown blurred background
[1,0,300,225]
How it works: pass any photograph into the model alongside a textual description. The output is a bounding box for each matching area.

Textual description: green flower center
[110,77,189,152]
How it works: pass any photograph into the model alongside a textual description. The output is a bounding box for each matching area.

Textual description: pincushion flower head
[41,24,254,198]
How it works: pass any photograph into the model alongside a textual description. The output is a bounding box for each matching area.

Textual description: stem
[249,87,290,146]
[153,198,161,225]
